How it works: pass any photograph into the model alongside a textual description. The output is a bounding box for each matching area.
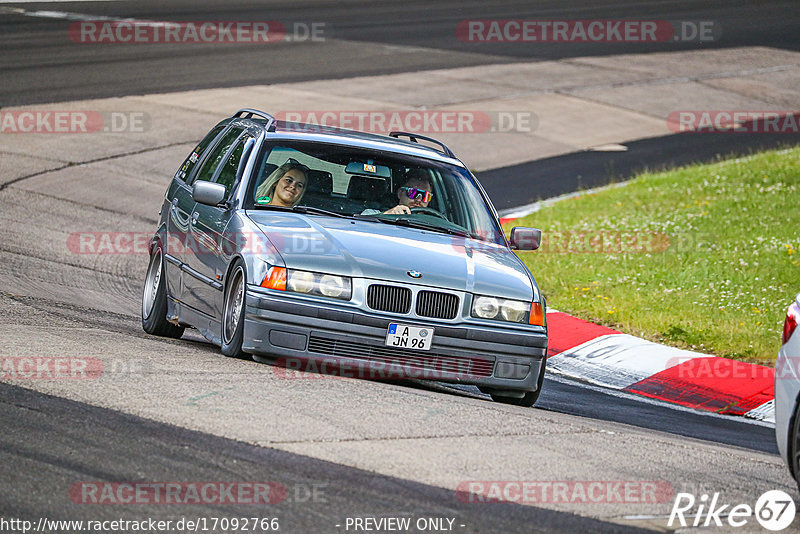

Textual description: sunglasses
[401,186,433,202]
[285,157,310,172]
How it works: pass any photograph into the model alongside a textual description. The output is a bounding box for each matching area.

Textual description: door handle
[191,212,199,224]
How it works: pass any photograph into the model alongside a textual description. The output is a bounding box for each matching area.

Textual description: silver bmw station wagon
[142,109,548,406]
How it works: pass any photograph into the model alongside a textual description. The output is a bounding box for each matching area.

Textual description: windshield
[244,141,505,245]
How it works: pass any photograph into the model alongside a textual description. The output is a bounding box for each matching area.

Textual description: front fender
[221,212,285,289]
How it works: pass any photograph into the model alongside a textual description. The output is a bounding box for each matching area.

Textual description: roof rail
[232,108,277,132]
[388,131,455,158]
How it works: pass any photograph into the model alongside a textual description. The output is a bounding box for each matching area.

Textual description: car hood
[246,212,535,299]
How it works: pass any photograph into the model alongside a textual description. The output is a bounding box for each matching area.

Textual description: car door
[206,133,257,318]
[165,124,226,301]
[182,126,249,318]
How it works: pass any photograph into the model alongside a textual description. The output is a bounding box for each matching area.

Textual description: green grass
[509,147,800,365]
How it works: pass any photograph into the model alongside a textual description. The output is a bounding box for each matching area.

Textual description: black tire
[789,401,800,491]
[220,259,249,359]
[142,244,184,339]
[489,358,546,407]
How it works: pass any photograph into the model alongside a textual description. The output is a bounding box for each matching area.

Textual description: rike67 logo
[669,490,796,531]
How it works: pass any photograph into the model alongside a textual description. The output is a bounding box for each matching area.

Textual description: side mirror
[192,181,227,206]
[509,227,541,251]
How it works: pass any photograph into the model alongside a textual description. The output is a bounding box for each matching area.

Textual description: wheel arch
[788,391,800,479]
[147,224,168,255]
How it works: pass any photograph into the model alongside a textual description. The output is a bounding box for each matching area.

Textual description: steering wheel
[410,206,447,219]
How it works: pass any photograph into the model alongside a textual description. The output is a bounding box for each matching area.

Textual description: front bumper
[243,290,547,392]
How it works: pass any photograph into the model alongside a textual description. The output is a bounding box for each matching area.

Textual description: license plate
[385,323,434,351]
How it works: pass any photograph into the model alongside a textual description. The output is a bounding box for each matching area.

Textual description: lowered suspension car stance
[142,109,547,406]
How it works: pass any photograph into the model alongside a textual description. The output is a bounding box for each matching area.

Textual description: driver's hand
[384,205,411,215]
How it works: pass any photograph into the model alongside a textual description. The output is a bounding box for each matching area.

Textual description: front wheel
[491,389,541,407]
[488,359,546,407]
[142,245,184,339]
[220,260,249,359]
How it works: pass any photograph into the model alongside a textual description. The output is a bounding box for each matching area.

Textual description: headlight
[472,296,500,319]
[500,300,528,323]
[472,295,543,325]
[287,270,315,293]
[319,274,347,298]
[261,267,351,300]
[288,269,351,300]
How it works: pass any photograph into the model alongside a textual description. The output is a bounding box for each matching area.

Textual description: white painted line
[497,181,629,218]
[1,6,328,43]
[745,399,775,423]
[0,0,123,3]
[498,148,797,219]
[548,333,711,390]
[588,143,628,152]
[1,6,148,22]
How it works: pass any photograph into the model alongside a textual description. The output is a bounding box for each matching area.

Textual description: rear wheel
[221,260,248,359]
[790,402,800,491]
[142,245,184,338]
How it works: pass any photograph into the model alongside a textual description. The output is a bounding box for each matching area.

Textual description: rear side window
[215,134,255,198]
[175,125,225,182]
[191,127,243,185]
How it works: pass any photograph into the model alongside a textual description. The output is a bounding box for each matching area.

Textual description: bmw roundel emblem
[407,270,422,279]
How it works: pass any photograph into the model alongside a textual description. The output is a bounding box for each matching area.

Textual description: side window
[175,125,225,182]
[190,127,243,185]
[216,134,255,198]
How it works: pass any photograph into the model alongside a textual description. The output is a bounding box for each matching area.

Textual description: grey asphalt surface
[433,377,779,455]
[1,0,799,106]
[1,2,798,533]
[1,382,653,534]
[486,120,800,212]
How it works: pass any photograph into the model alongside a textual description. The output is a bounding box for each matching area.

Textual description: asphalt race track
[1,0,799,106]
[1,1,799,533]
[486,125,800,213]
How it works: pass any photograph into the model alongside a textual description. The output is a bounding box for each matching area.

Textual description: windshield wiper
[290,205,351,218]
[249,205,475,237]
[388,217,474,238]
[252,205,392,224]
[250,204,350,218]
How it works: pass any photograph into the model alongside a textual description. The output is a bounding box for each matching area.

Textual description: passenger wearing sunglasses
[255,158,308,208]
[382,176,434,215]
